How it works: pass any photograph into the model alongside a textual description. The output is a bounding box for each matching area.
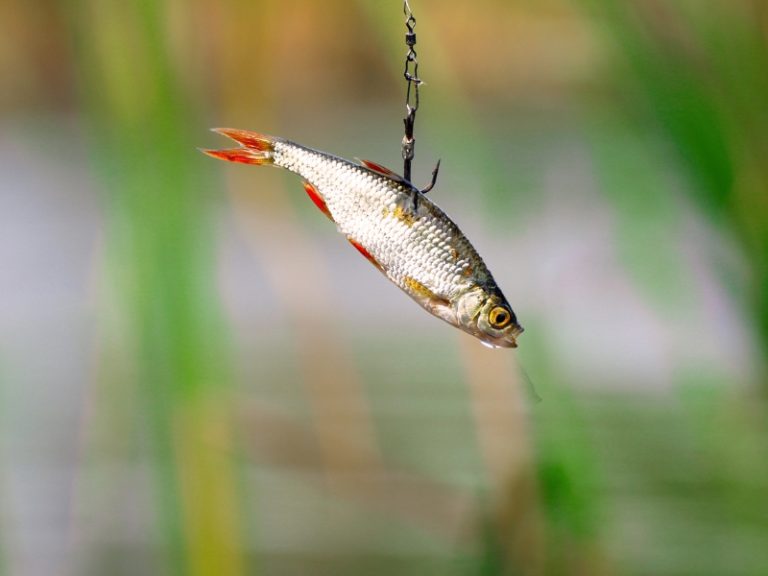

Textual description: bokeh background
[2,0,768,574]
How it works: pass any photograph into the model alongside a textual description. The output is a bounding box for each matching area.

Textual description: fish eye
[489,306,512,329]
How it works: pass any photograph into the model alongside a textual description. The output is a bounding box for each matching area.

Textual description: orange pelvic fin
[303,181,334,221]
[201,128,275,165]
[347,237,384,272]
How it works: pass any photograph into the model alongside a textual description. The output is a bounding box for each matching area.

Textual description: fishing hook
[420,159,441,194]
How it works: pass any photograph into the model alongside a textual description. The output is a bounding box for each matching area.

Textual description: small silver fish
[203,129,523,348]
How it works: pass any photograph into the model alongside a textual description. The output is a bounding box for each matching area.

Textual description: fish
[202,128,523,348]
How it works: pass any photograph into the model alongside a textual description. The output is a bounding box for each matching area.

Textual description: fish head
[454,286,523,349]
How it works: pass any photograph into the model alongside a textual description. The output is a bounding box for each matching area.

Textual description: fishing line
[519,364,542,404]
[401,1,441,203]
[401,0,420,183]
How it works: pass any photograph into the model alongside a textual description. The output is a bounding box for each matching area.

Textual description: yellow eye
[489,306,512,329]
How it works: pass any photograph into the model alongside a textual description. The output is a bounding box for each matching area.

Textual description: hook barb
[419,159,441,194]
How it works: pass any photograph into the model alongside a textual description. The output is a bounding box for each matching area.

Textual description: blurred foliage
[579,0,768,361]
[1,0,767,575]
[67,0,245,574]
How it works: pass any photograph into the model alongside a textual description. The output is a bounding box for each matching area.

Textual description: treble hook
[409,158,440,212]
[420,159,441,194]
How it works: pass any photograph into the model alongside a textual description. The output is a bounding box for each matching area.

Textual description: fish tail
[200,128,276,166]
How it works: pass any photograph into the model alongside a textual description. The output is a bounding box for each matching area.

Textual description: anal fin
[303,181,334,221]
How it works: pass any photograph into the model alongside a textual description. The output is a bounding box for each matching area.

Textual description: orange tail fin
[200,128,275,166]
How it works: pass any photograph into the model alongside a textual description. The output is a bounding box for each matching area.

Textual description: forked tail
[201,128,275,165]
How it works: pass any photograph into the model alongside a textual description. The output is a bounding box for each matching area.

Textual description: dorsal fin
[356,159,411,187]
[360,159,398,177]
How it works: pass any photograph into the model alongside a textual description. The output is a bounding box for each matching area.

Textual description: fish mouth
[478,324,523,349]
[480,336,518,349]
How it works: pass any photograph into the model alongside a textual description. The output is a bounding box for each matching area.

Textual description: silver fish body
[204,128,523,348]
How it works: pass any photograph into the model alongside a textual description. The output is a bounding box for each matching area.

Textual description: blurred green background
[2,0,767,574]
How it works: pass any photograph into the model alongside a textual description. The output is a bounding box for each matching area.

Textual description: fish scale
[274,141,476,299]
[203,128,523,348]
